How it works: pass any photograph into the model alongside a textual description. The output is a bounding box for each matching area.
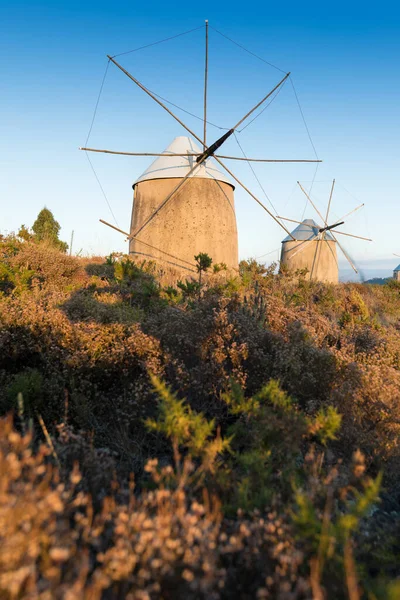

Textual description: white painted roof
[282,218,335,242]
[133,136,234,189]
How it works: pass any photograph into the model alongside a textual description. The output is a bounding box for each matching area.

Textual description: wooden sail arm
[333,230,372,242]
[107,55,290,153]
[336,203,364,224]
[107,55,203,147]
[79,146,321,163]
[99,219,196,270]
[105,57,295,238]
[325,179,335,224]
[297,181,328,226]
[203,19,208,149]
[330,232,358,273]
[276,216,372,242]
[213,156,295,239]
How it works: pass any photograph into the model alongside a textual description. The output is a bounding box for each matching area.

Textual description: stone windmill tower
[278,180,372,282]
[129,136,238,275]
[280,218,338,283]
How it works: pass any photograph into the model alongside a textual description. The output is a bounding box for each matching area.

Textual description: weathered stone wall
[129,177,238,278]
[280,239,338,283]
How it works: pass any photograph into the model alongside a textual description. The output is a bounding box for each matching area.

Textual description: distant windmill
[277,180,372,283]
[393,254,400,281]
[80,21,321,277]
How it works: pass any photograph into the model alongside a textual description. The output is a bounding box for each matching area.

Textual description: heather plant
[1,238,400,596]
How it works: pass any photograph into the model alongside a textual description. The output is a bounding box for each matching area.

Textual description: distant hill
[363,277,391,285]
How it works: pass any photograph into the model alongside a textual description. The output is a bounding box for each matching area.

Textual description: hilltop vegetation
[1,233,400,598]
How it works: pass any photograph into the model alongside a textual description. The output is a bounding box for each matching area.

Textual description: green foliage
[239,259,270,281]
[17,224,33,242]
[0,262,16,294]
[338,472,382,537]
[213,262,227,274]
[31,208,68,253]
[163,285,178,298]
[219,380,343,512]
[5,369,44,416]
[177,278,200,298]
[194,252,213,274]
[114,257,139,282]
[195,252,213,288]
[146,375,230,476]
[292,467,382,578]
[62,288,144,324]
[220,381,307,511]
[308,406,342,446]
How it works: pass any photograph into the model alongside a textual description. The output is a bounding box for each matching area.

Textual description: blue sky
[1,1,399,278]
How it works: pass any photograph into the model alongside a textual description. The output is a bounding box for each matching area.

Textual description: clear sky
[1,1,399,279]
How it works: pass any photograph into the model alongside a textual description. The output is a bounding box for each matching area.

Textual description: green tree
[31,208,68,253]
[194,252,212,288]
[17,224,33,242]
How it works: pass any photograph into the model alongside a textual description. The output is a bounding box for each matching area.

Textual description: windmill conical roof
[282,218,335,243]
[394,264,400,272]
[133,136,234,189]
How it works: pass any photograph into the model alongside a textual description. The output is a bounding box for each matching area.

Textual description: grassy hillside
[1,234,400,599]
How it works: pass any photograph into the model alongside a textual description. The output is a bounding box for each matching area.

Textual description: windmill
[277,180,372,283]
[392,254,400,281]
[80,21,321,278]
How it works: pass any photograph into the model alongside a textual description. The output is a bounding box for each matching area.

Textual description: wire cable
[85,152,119,227]
[254,247,280,260]
[233,132,278,215]
[209,26,286,74]
[207,27,319,163]
[85,59,110,147]
[289,77,319,160]
[237,78,287,133]
[112,25,205,58]
[148,87,227,130]
[300,161,320,220]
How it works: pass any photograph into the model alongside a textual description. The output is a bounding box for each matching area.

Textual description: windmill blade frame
[105,55,297,239]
